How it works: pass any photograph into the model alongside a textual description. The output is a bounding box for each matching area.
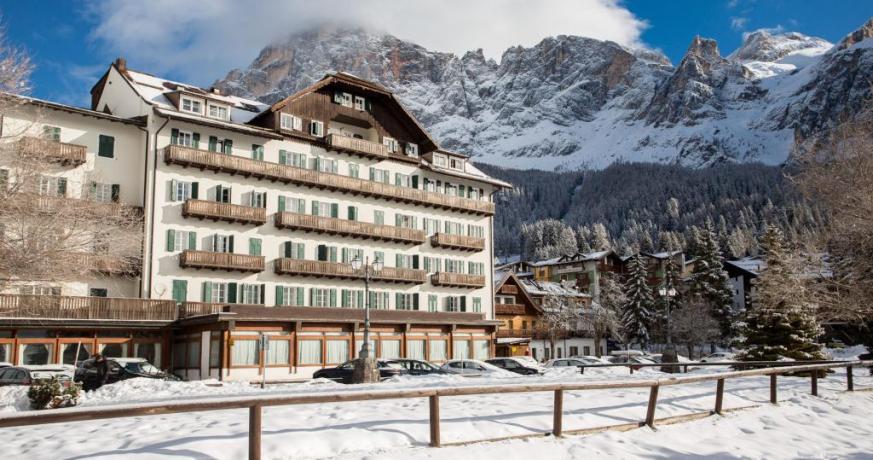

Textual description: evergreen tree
[690,219,737,344]
[738,225,825,361]
[621,254,654,348]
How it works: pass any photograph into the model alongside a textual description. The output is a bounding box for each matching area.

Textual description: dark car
[312,360,407,384]
[486,358,541,375]
[385,359,446,376]
[0,365,74,387]
[75,357,177,386]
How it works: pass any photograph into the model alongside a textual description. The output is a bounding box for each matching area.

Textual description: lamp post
[658,287,678,373]
[350,255,383,383]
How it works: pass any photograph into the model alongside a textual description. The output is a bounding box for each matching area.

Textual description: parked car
[608,355,657,370]
[700,352,736,363]
[486,358,542,375]
[441,359,509,376]
[75,357,177,387]
[0,365,75,387]
[312,360,407,384]
[385,359,446,376]
[647,353,692,364]
[0,362,11,369]
[546,357,608,369]
[511,356,540,368]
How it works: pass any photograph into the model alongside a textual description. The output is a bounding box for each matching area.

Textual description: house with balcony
[0,59,509,379]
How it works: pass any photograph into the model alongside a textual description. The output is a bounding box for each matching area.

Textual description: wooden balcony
[164,145,494,215]
[275,258,426,284]
[182,199,266,225]
[18,136,87,166]
[326,134,387,157]
[81,254,140,276]
[275,212,426,245]
[430,233,485,252]
[0,294,177,322]
[499,285,518,295]
[430,272,487,288]
[179,250,264,272]
[495,304,526,315]
[496,329,536,338]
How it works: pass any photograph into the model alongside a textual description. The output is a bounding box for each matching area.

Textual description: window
[453,340,470,360]
[370,167,390,184]
[396,214,417,229]
[89,288,108,297]
[445,259,465,274]
[211,234,233,253]
[348,163,359,178]
[311,288,336,307]
[250,191,267,208]
[374,251,385,266]
[474,340,489,360]
[423,218,441,235]
[251,144,264,161]
[468,225,484,238]
[98,135,115,158]
[43,126,61,141]
[340,247,364,264]
[19,285,61,296]
[433,154,447,167]
[496,295,515,304]
[90,182,116,203]
[382,137,398,153]
[248,238,262,256]
[266,340,289,365]
[180,97,202,114]
[276,286,305,306]
[341,289,364,308]
[405,143,419,157]
[298,340,322,365]
[326,340,349,364]
[310,120,324,137]
[172,280,188,305]
[169,180,196,201]
[374,210,384,225]
[240,284,264,304]
[428,295,438,312]
[280,113,303,131]
[279,150,307,168]
[207,103,229,120]
[283,241,305,259]
[445,296,465,312]
[347,206,358,221]
[369,291,390,309]
[39,176,66,197]
[278,196,305,214]
[449,157,464,170]
[311,200,337,218]
[429,340,447,361]
[468,262,485,276]
[396,293,418,311]
[333,91,353,107]
[231,339,258,366]
[394,173,412,188]
[311,157,338,174]
[423,256,441,273]
[472,297,482,313]
[215,185,231,203]
[166,229,197,252]
[176,131,193,147]
[396,254,416,269]
[204,282,228,303]
[354,96,366,111]
[444,221,463,235]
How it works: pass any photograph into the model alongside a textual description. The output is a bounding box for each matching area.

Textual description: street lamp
[350,255,382,383]
[658,287,678,373]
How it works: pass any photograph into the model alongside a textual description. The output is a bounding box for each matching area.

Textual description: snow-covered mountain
[214,19,873,170]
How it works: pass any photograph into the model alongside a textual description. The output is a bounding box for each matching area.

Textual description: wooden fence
[0,360,868,459]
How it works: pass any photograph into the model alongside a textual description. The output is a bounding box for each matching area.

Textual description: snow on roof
[725,257,767,275]
[493,269,510,290]
[644,250,683,259]
[518,278,589,298]
[125,69,269,124]
[529,250,613,267]
[528,256,563,267]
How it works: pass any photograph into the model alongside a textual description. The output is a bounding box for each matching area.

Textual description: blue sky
[2,0,872,107]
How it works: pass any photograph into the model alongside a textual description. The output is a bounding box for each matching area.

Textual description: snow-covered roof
[493,269,510,290]
[643,250,683,260]
[518,278,589,298]
[724,257,767,276]
[528,250,614,267]
[421,158,512,189]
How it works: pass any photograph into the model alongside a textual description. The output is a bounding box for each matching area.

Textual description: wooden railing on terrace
[275,212,426,244]
[163,145,494,215]
[182,199,266,225]
[430,272,486,288]
[179,250,265,273]
[275,258,427,284]
[430,233,485,252]
[80,254,140,276]
[18,136,87,166]
[496,328,537,338]
[326,134,387,158]
[0,360,867,460]
[178,301,226,318]
[494,304,526,315]
[499,285,519,295]
[0,294,177,321]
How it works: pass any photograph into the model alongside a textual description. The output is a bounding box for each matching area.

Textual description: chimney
[210,87,221,95]
[115,57,127,73]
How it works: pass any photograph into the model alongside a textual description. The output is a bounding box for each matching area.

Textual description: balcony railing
[182,199,266,225]
[499,285,519,295]
[0,295,177,321]
[275,258,426,284]
[179,250,265,272]
[494,304,526,315]
[164,145,494,215]
[430,272,487,288]
[81,254,140,276]
[430,233,485,252]
[19,136,87,166]
[496,329,536,338]
[326,134,388,158]
[275,212,426,245]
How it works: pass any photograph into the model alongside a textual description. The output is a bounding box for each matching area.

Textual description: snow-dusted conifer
[621,254,654,348]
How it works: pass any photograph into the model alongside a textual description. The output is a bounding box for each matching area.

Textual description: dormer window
[354,96,366,111]
[180,97,203,115]
[334,91,353,108]
[449,157,464,171]
[433,153,447,167]
[280,113,303,131]
[310,120,325,137]
[383,137,398,153]
[405,142,419,157]
[207,103,230,121]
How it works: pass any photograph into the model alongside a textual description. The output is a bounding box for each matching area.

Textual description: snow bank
[0,386,29,413]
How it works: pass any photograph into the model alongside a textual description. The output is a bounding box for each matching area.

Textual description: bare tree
[672,295,720,359]
[0,27,142,293]
[581,273,624,357]
[537,293,581,359]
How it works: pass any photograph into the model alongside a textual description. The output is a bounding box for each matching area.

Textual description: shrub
[27,377,81,410]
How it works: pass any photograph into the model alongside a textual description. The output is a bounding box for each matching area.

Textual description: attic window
[207,103,230,121]
[280,113,303,131]
[354,96,365,111]
[433,153,447,167]
[449,157,464,171]
[383,137,398,153]
[405,142,419,157]
[310,120,324,137]
[180,97,203,115]
[334,91,353,108]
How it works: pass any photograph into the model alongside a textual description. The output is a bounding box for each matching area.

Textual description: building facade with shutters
[0,59,508,380]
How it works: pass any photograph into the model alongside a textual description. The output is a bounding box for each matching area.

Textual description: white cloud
[731,16,749,31]
[87,0,648,85]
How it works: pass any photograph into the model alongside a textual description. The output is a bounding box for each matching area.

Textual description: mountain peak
[685,36,722,62]
[836,17,873,50]
[729,29,832,62]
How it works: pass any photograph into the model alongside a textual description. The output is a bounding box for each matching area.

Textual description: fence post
[811,371,818,396]
[770,374,777,404]
[249,405,262,460]
[553,389,563,437]
[645,384,659,428]
[629,365,634,375]
[429,395,441,448]
[714,379,725,415]
[847,365,854,392]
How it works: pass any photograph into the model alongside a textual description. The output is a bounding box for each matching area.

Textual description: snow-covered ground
[1,350,871,459]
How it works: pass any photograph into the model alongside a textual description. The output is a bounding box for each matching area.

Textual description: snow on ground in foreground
[1,363,872,460]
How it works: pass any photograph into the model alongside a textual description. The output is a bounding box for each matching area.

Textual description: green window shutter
[317,244,327,261]
[252,144,263,160]
[297,199,305,214]
[297,287,305,306]
[249,238,262,256]
[348,206,357,221]
[369,291,376,309]
[329,247,337,263]
[413,294,420,311]
[227,283,237,304]
[188,232,197,250]
[369,167,375,181]
[375,211,384,225]
[460,296,467,312]
[224,139,233,154]
[395,214,401,227]
[330,203,338,218]
[283,241,292,258]
[190,182,199,199]
[202,282,212,302]
[412,255,419,269]
[411,175,419,189]
[192,132,200,149]
[329,289,337,307]
[278,150,287,165]
[309,288,314,307]
[98,135,115,158]
[172,280,187,305]
[357,291,364,308]
[57,178,67,196]
[341,289,349,308]
[170,128,179,145]
[395,173,401,186]
[166,229,175,251]
[297,243,305,259]
[275,286,284,306]
[341,248,348,263]
[395,293,401,309]
[312,201,320,216]
[208,136,218,152]
[278,196,286,212]
[459,185,466,197]
[375,251,384,265]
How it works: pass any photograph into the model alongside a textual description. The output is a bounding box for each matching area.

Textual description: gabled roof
[493,271,543,314]
[518,278,590,298]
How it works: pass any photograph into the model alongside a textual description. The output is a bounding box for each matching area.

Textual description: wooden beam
[811,372,818,396]
[848,365,854,392]
[645,385,659,428]
[770,374,777,404]
[249,405,262,460]
[553,389,563,437]
[714,379,725,415]
[429,395,441,447]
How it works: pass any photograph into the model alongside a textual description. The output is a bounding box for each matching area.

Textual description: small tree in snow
[621,254,654,349]
[738,225,825,362]
[689,219,737,345]
[582,273,625,357]
[672,294,720,359]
